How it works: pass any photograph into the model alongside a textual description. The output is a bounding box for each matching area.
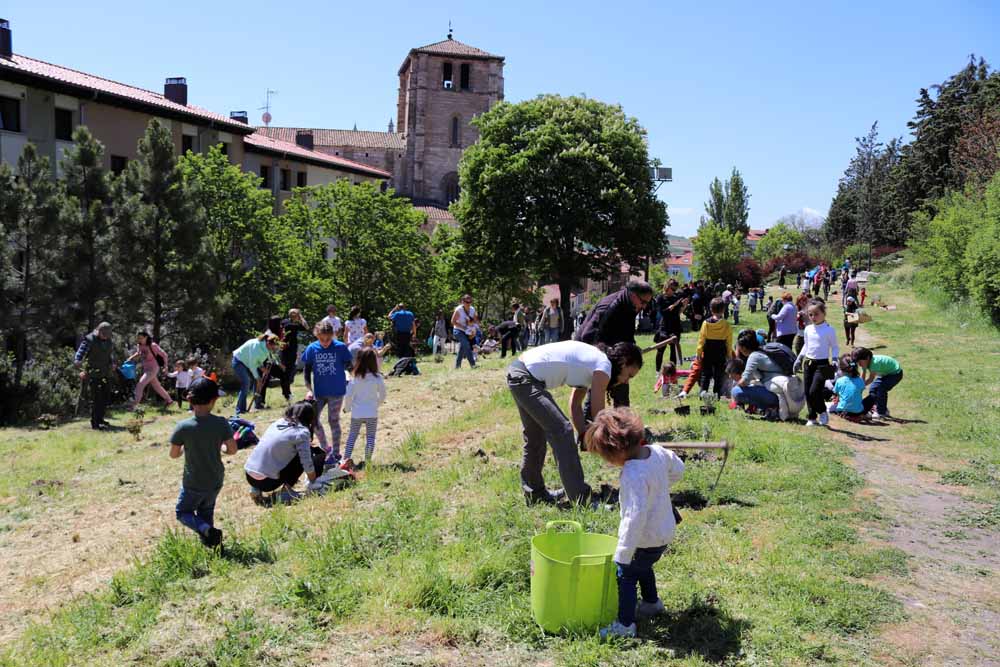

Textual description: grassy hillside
[1,262,997,666]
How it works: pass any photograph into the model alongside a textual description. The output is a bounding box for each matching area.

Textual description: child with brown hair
[696,297,733,399]
[339,348,387,472]
[586,408,685,639]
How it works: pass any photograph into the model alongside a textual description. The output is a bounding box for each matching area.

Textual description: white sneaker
[805,419,817,427]
[676,390,687,400]
[870,411,883,419]
[699,390,709,400]
[637,598,666,618]
[818,412,829,426]
[599,620,637,640]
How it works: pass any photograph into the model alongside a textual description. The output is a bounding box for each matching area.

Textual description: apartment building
[0,18,387,202]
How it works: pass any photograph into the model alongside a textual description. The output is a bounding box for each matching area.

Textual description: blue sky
[6,0,998,236]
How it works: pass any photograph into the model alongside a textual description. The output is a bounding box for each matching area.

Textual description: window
[181,134,195,154]
[442,172,459,203]
[296,171,307,187]
[443,62,453,87]
[110,155,128,175]
[280,168,291,191]
[0,96,21,133]
[460,63,470,90]
[451,116,460,147]
[54,108,74,141]
[260,165,272,189]
[219,142,229,156]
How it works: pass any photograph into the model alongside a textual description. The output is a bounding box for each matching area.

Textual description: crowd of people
[72,259,906,640]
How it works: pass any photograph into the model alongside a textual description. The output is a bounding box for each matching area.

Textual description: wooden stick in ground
[642,335,678,354]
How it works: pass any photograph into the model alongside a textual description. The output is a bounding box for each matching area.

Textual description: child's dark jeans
[175,485,220,536]
[616,544,668,626]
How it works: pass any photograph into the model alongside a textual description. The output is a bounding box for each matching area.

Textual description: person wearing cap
[74,322,116,430]
[169,377,236,548]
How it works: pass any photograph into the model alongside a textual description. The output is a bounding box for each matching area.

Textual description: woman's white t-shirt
[452,305,477,334]
[519,340,612,389]
[345,318,367,345]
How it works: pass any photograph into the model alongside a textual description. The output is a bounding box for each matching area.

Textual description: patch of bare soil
[0,362,506,643]
[830,327,1000,667]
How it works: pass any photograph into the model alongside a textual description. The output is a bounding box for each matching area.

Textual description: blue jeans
[862,370,903,415]
[617,545,668,627]
[546,327,560,343]
[455,331,476,368]
[731,384,779,410]
[232,357,254,416]
[175,485,219,536]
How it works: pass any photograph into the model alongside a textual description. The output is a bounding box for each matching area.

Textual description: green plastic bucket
[530,520,618,633]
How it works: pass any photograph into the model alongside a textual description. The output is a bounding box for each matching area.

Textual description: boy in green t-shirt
[170,378,236,546]
[852,348,904,418]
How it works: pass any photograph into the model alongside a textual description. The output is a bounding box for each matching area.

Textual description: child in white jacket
[586,408,685,640]
[340,348,387,471]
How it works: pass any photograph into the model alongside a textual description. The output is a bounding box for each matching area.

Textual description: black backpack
[761,342,796,375]
[388,357,419,377]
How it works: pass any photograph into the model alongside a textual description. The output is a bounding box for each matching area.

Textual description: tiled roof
[746,228,769,241]
[0,54,252,133]
[666,251,694,266]
[414,205,456,224]
[411,37,502,60]
[255,127,406,151]
[244,132,391,178]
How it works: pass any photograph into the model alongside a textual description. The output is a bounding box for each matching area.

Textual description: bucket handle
[545,520,582,533]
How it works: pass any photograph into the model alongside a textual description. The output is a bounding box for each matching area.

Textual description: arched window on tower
[460,63,471,90]
[451,116,460,148]
[443,62,453,88]
[442,172,460,204]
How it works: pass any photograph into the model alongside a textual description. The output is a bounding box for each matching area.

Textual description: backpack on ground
[228,417,258,449]
[761,342,796,376]
[388,357,419,377]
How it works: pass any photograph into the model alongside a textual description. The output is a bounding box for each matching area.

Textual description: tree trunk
[559,280,573,341]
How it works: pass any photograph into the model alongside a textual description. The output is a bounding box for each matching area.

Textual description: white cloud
[670,206,696,217]
[801,206,825,220]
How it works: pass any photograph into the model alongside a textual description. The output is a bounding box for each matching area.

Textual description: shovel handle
[653,440,731,451]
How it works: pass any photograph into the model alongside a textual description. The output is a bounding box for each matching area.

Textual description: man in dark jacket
[651,279,688,370]
[74,322,115,430]
[576,279,654,410]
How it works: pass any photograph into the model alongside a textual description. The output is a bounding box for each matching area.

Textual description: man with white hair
[74,321,116,430]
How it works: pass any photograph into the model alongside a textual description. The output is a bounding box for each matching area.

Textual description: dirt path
[827,312,1000,666]
[0,362,506,643]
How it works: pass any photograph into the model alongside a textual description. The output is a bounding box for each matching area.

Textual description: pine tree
[59,126,113,336]
[0,145,64,384]
[109,120,211,345]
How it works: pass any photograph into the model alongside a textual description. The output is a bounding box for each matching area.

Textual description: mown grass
[12,271,998,665]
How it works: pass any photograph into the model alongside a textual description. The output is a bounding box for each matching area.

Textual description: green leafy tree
[58,126,113,337]
[110,120,211,344]
[724,167,751,236]
[0,145,63,384]
[704,167,751,236]
[705,177,726,229]
[179,145,290,348]
[282,180,443,333]
[753,221,805,262]
[692,220,744,282]
[452,94,668,338]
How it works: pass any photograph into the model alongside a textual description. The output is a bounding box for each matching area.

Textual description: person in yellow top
[696,297,733,398]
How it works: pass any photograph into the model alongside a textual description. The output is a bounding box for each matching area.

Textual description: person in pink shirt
[127,331,174,409]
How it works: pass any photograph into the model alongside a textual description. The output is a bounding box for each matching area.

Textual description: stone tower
[396,33,504,206]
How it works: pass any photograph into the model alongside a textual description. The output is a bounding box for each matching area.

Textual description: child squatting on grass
[169,378,237,547]
[586,408,685,640]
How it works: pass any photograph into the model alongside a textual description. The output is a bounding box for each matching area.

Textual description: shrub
[0,348,81,425]
[734,257,764,287]
[763,251,824,276]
